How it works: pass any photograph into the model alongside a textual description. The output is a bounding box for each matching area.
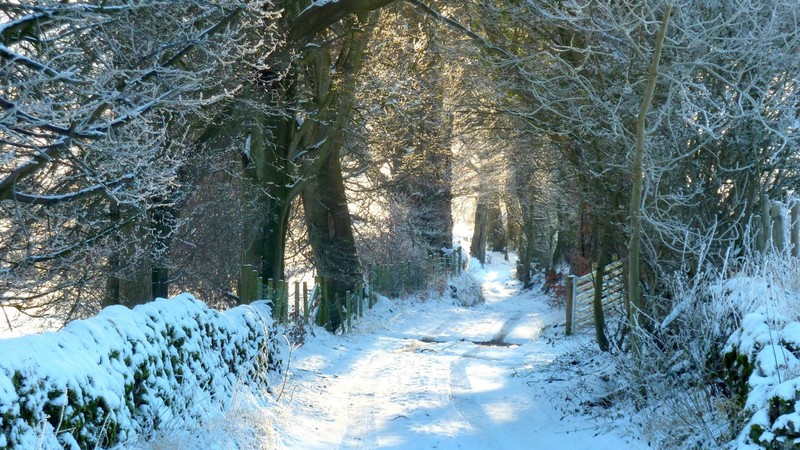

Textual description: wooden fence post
[346,290,352,333]
[334,291,343,333]
[256,276,263,301]
[754,214,764,253]
[239,266,246,304]
[282,281,289,323]
[315,277,325,327]
[565,275,576,336]
[268,278,277,321]
[294,281,300,320]
[772,202,786,253]
[239,265,252,304]
[316,276,326,327]
[303,282,310,322]
[358,285,364,317]
[792,199,800,257]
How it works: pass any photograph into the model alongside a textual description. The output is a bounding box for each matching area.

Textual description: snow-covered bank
[719,269,800,449]
[271,254,648,449]
[0,295,283,449]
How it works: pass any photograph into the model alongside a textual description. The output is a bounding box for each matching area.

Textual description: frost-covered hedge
[725,307,800,449]
[0,294,282,449]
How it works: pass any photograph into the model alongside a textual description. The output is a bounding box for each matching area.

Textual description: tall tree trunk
[150,202,176,299]
[118,213,152,307]
[246,100,295,284]
[104,205,154,307]
[487,201,506,252]
[593,213,611,352]
[303,149,362,331]
[301,16,374,331]
[470,195,489,265]
[422,139,454,250]
[628,6,671,332]
[119,259,152,306]
[506,201,520,253]
[517,202,536,288]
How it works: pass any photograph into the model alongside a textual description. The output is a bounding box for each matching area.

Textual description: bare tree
[468,0,800,335]
[0,1,279,321]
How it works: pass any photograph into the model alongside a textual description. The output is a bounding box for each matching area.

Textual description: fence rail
[238,247,463,333]
[565,260,625,335]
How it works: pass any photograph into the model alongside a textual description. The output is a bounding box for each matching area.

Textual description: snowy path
[273,258,649,449]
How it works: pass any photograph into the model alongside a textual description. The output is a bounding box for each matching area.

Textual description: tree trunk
[301,16,374,331]
[506,201,520,252]
[628,6,671,331]
[233,0,395,294]
[517,203,536,288]
[104,204,121,307]
[150,203,176,299]
[470,197,488,265]
[422,141,454,251]
[119,258,152,307]
[593,214,611,352]
[303,149,362,331]
[487,202,506,252]
[105,206,153,307]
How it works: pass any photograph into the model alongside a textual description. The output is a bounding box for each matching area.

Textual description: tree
[0,1,279,318]
[628,4,671,331]
[469,0,800,338]
[350,2,461,265]
[299,15,377,330]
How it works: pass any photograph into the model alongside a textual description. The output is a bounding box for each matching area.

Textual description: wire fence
[239,247,463,333]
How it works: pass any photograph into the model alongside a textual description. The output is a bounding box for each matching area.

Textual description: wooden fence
[239,268,356,331]
[754,195,800,256]
[565,259,625,335]
[238,247,463,333]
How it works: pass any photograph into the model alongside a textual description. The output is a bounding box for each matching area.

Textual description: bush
[0,295,283,449]
[612,254,800,449]
[447,270,485,307]
[612,270,751,449]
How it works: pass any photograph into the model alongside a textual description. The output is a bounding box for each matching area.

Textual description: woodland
[1,0,800,448]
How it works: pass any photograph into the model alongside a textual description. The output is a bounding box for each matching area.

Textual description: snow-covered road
[273,257,650,449]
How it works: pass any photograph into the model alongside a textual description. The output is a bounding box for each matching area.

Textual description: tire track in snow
[338,336,462,449]
[445,311,528,449]
[337,308,531,448]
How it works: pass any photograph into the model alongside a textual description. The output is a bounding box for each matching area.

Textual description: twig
[276,335,293,402]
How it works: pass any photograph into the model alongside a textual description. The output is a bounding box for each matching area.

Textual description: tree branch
[7,174,135,205]
[0,141,66,201]
[288,0,395,44]
[404,0,510,58]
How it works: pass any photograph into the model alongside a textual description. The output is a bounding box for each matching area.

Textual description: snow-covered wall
[0,294,281,449]
[721,277,800,449]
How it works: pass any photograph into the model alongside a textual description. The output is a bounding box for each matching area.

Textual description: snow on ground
[271,253,650,449]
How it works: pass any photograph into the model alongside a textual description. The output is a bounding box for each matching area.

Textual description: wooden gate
[565,260,624,335]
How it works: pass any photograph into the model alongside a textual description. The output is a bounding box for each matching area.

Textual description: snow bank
[721,277,800,449]
[0,294,283,449]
